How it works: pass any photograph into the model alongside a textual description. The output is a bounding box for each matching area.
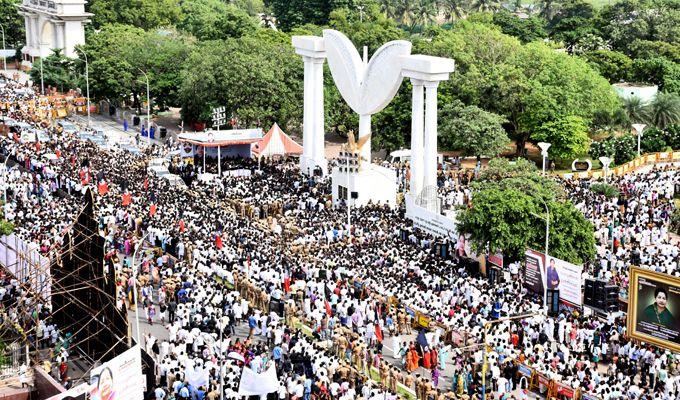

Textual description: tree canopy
[178,31,302,130]
[457,159,596,264]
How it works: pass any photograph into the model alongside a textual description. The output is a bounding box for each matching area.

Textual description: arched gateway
[16,0,92,68]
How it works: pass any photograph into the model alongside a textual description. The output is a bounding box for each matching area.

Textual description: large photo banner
[545,255,583,307]
[89,345,144,400]
[524,249,545,295]
[627,267,680,352]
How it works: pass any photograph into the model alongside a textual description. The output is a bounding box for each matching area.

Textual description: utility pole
[75,48,90,127]
[139,69,151,146]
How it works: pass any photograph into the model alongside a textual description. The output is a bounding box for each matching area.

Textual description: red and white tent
[252,123,303,157]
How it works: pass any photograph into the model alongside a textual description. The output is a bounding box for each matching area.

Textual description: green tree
[531,116,590,159]
[648,92,680,130]
[469,0,501,13]
[82,25,193,109]
[178,0,259,41]
[631,57,680,93]
[598,0,680,51]
[581,50,632,83]
[622,96,649,125]
[87,0,182,30]
[492,10,547,43]
[264,0,350,31]
[628,40,680,64]
[438,101,510,157]
[589,133,637,164]
[178,33,302,129]
[548,0,597,47]
[29,49,83,93]
[457,158,596,263]
[0,0,24,49]
[441,0,469,21]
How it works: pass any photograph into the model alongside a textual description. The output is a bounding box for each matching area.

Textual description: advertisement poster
[627,267,680,352]
[524,249,545,295]
[488,251,503,269]
[545,255,583,307]
[89,345,144,400]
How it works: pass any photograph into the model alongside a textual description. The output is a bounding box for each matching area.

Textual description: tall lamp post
[632,123,646,157]
[131,231,152,347]
[74,48,90,127]
[3,148,14,203]
[537,142,551,176]
[531,197,550,308]
[139,69,151,146]
[481,313,539,400]
[357,5,365,22]
[0,24,6,72]
[598,156,612,183]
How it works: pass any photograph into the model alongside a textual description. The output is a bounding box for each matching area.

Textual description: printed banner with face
[545,255,583,307]
[89,346,144,400]
[524,249,545,295]
[628,267,680,353]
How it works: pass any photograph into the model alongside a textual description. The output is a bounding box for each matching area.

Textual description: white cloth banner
[238,365,278,396]
[186,366,209,389]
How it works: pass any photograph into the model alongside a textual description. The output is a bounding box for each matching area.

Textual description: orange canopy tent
[251,123,303,158]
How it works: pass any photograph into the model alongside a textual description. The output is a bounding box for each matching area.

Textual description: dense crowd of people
[1,74,680,400]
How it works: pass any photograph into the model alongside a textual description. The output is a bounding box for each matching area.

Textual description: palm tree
[410,0,438,31]
[393,0,413,24]
[622,96,650,126]
[535,0,558,20]
[441,0,469,21]
[379,0,397,19]
[470,0,501,13]
[648,92,680,130]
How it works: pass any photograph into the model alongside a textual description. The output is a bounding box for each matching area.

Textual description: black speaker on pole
[584,279,596,307]
[547,289,560,316]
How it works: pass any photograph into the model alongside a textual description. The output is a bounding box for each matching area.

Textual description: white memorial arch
[292,30,458,234]
[17,0,92,67]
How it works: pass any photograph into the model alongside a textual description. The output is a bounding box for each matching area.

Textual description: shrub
[640,127,668,153]
[589,134,637,165]
[590,183,620,199]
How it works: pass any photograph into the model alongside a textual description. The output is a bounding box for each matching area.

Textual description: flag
[122,193,132,206]
[375,324,383,343]
[150,204,157,217]
[144,177,149,191]
[97,181,109,196]
[325,300,332,316]
[215,234,223,250]
[179,219,186,233]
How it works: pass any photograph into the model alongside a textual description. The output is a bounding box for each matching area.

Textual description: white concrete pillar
[301,57,312,174]
[292,35,326,176]
[423,81,439,189]
[358,114,371,165]
[30,16,39,49]
[311,57,326,173]
[54,22,65,51]
[23,16,32,54]
[410,79,424,196]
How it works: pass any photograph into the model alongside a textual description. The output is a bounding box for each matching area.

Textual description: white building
[612,82,658,105]
[17,0,92,68]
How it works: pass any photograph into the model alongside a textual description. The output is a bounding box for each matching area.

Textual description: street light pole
[3,148,14,203]
[131,231,152,347]
[632,123,646,157]
[0,24,6,72]
[598,156,612,184]
[537,142,551,176]
[139,69,151,146]
[357,5,365,22]
[75,48,90,127]
[481,313,538,400]
[40,56,44,95]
